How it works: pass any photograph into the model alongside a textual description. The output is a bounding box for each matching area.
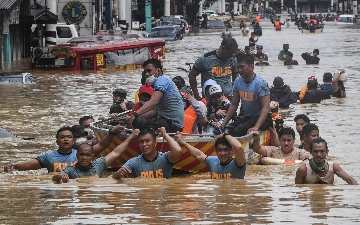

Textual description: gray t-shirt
[61,157,106,179]
[193,50,237,97]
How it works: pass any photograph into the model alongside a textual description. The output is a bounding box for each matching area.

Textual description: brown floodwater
[1,20,360,224]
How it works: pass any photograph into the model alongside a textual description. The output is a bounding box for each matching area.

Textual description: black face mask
[113,99,123,106]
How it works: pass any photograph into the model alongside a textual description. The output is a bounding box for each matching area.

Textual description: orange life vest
[182,105,198,133]
[275,21,281,29]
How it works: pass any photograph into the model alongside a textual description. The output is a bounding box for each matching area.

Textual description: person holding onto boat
[188,37,238,102]
[98,89,134,121]
[129,58,184,133]
[269,76,297,108]
[206,85,232,134]
[112,127,182,179]
[52,129,140,182]
[278,43,292,60]
[179,85,207,134]
[299,123,319,151]
[252,127,312,160]
[284,52,298,65]
[319,70,347,98]
[221,25,232,38]
[3,125,126,173]
[79,116,97,144]
[254,45,268,61]
[295,137,357,185]
[174,132,246,179]
[301,49,320,65]
[294,114,310,145]
[221,53,272,137]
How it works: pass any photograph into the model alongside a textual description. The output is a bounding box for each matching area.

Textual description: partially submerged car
[149,25,183,41]
[0,72,36,84]
[337,15,357,24]
[202,20,225,29]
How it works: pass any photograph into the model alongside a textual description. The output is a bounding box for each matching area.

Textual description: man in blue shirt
[175,132,246,179]
[52,129,140,182]
[129,58,184,133]
[221,53,272,137]
[3,125,125,173]
[112,127,182,179]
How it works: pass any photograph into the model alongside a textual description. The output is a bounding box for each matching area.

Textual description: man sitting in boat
[221,53,272,137]
[98,88,134,121]
[252,127,311,161]
[278,43,292,60]
[283,52,298,65]
[174,132,246,179]
[301,49,320,65]
[129,84,154,118]
[52,129,140,182]
[179,85,206,134]
[206,85,232,133]
[129,58,184,133]
[320,70,347,98]
[294,114,310,146]
[3,125,125,173]
[188,37,238,102]
[298,123,319,152]
[295,137,357,185]
[269,76,297,108]
[254,45,268,61]
[112,127,182,179]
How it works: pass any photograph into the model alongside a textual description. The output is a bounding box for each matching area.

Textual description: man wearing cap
[301,49,320,64]
[270,77,297,108]
[188,37,239,102]
[278,43,292,60]
[129,84,154,117]
[254,45,268,61]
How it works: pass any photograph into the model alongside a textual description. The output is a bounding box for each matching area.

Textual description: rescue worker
[274,17,285,31]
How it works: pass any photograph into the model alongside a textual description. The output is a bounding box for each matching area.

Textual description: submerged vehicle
[149,25,184,41]
[337,15,357,24]
[0,72,36,84]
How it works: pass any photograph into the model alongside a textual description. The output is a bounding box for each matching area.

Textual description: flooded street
[1,20,360,224]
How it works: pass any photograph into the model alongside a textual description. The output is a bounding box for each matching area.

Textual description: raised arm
[158,128,182,164]
[268,126,280,147]
[333,163,358,185]
[4,159,42,172]
[188,67,201,101]
[295,163,307,184]
[175,132,207,164]
[105,129,140,167]
[251,131,268,156]
[248,95,270,133]
[332,69,344,93]
[93,125,126,156]
[224,134,245,167]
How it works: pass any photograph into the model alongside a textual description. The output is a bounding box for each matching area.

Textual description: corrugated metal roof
[0,0,22,10]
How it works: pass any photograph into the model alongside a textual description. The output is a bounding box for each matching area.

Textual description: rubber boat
[298,22,324,33]
[31,33,165,71]
[90,115,271,173]
[259,157,303,165]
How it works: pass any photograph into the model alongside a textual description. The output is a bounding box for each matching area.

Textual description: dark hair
[307,80,318,90]
[310,137,328,152]
[236,53,254,65]
[294,114,310,123]
[71,125,88,138]
[56,126,73,139]
[215,136,231,148]
[138,129,156,140]
[251,32,255,35]
[143,58,163,73]
[220,37,238,50]
[278,127,295,139]
[79,116,94,126]
[77,143,94,153]
[323,72,332,82]
[302,123,319,136]
[172,76,186,90]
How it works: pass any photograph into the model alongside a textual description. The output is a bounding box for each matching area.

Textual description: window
[57,27,72,38]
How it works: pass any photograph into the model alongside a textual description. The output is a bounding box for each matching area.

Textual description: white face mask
[84,128,94,139]
[146,75,157,86]
[74,137,88,148]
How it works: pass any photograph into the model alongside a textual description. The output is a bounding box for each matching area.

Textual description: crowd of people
[3,33,356,185]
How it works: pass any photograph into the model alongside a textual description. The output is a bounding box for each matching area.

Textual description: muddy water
[1,20,360,224]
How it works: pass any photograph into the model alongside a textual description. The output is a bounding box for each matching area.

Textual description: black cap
[313,49,319,54]
[273,77,284,87]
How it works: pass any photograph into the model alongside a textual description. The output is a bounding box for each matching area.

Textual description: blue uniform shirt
[123,152,174,178]
[36,149,78,172]
[206,156,246,179]
[61,157,107,179]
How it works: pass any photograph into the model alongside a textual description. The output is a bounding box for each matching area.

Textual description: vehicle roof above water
[0,72,36,84]
[339,15,356,17]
